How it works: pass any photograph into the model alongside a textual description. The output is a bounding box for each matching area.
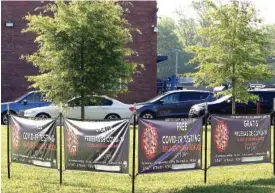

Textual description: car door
[85,96,107,120]
[96,97,114,119]
[244,91,262,114]
[245,101,257,114]
[258,92,275,114]
[19,92,46,111]
[175,92,212,118]
[219,99,232,114]
[236,102,246,114]
[66,98,82,119]
[177,91,212,118]
[156,93,181,118]
[172,92,190,117]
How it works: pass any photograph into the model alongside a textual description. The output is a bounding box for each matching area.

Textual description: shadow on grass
[58,180,130,193]
[234,177,275,186]
[169,178,275,193]
[170,184,273,193]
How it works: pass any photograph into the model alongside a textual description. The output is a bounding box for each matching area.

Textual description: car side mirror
[159,100,164,105]
[23,100,28,105]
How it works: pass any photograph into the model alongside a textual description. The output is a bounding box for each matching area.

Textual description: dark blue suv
[189,89,275,124]
[136,90,214,119]
[1,91,51,125]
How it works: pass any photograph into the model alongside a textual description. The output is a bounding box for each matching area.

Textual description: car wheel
[1,111,16,125]
[141,112,155,119]
[1,112,9,125]
[105,114,121,120]
[35,113,51,119]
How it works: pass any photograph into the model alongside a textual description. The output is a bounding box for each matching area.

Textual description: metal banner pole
[132,113,137,193]
[273,98,275,176]
[59,112,63,185]
[204,103,208,184]
[7,104,11,179]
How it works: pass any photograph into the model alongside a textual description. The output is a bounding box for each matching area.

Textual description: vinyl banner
[138,118,202,174]
[211,115,271,166]
[10,115,57,168]
[64,118,129,173]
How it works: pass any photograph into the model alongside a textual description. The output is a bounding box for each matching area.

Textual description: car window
[147,93,168,103]
[68,97,113,107]
[88,97,113,106]
[103,98,113,106]
[24,92,42,102]
[88,97,103,106]
[179,92,211,101]
[213,95,232,103]
[197,93,211,100]
[179,93,189,101]
[161,93,180,104]
[68,98,81,107]
[256,92,275,103]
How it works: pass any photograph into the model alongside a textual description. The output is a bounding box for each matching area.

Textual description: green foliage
[186,0,274,104]
[157,17,182,77]
[21,0,137,104]
[191,0,211,28]
[157,2,211,78]
[157,16,197,78]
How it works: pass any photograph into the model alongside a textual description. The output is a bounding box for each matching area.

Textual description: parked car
[135,90,214,119]
[24,95,134,120]
[189,89,275,123]
[1,91,51,125]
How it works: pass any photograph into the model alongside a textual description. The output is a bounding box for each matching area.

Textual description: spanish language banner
[64,118,129,173]
[10,115,57,168]
[211,115,271,166]
[138,118,203,174]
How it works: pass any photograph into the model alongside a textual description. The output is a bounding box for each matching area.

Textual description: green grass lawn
[1,126,275,193]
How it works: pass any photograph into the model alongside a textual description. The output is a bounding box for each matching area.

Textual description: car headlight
[190,106,204,114]
[189,107,197,114]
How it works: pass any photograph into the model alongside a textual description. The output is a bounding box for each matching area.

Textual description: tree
[265,24,275,83]
[191,0,211,28]
[157,16,197,78]
[175,12,199,47]
[21,1,137,119]
[157,17,182,77]
[186,0,273,114]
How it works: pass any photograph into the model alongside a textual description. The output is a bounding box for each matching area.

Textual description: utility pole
[174,49,180,76]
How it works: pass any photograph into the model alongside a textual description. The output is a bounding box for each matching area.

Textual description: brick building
[1,1,157,103]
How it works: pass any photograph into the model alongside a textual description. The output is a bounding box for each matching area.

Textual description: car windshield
[14,93,29,102]
[213,95,232,103]
[146,93,168,103]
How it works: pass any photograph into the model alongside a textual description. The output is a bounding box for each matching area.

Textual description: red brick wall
[1,1,157,104]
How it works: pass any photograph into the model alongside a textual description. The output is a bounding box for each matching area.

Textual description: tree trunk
[81,90,85,120]
[232,83,236,114]
[232,63,236,115]
[80,37,85,120]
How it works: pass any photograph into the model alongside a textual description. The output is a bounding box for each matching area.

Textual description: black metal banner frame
[204,114,208,184]
[7,107,60,180]
[59,113,63,185]
[133,115,205,193]
[5,99,275,190]
[7,105,11,179]
[131,113,137,193]
[206,112,274,183]
[273,109,275,176]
